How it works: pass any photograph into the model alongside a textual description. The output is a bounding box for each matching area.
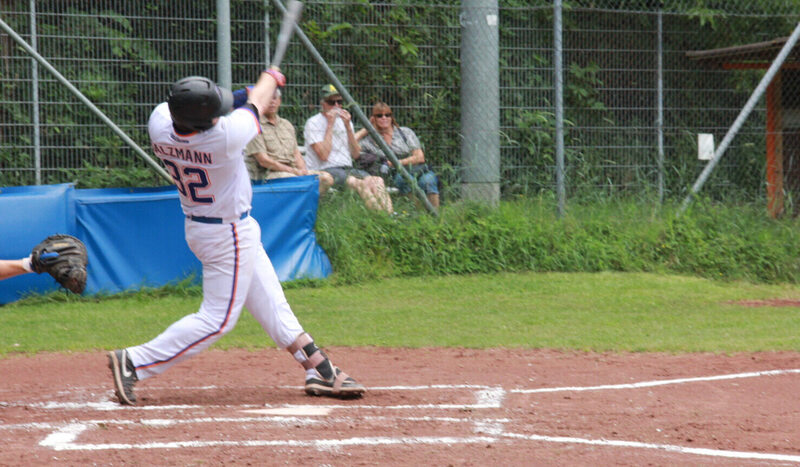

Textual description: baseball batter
[107,68,364,405]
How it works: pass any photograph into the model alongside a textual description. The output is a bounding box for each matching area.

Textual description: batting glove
[264,68,286,88]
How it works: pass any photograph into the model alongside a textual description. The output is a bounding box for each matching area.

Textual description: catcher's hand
[31,234,88,294]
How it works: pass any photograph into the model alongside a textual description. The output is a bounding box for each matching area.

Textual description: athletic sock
[21,256,34,273]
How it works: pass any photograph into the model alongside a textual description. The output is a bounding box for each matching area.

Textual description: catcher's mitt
[31,234,88,294]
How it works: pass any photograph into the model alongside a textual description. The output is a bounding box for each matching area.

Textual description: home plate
[242,406,332,416]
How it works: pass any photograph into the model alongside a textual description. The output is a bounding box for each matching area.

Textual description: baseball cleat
[305,367,365,399]
[108,349,138,405]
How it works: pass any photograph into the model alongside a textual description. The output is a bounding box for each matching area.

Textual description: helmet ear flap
[168,76,233,132]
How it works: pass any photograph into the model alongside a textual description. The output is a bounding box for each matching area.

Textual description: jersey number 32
[163,160,214,204]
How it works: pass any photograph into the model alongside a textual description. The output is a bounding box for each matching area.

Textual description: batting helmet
[167,76,234,131]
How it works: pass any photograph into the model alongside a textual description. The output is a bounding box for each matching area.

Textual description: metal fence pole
[264,1,271,66]
[460,0,500,206]
[679,21,800,215]
[217,0,232,88]
[30,0,41,185]
[554,0,565,217]
[657,10,664,204]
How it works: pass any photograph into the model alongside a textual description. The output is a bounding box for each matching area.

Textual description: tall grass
[316,194,800,285]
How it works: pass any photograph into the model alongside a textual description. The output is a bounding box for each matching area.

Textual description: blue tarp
[0,176,330,304]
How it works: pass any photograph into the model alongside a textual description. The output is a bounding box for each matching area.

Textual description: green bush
[316,195,800,285]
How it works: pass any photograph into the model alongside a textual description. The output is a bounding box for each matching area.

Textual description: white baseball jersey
[127,101,305,380]
[148,102,260,221]
[303,112,355,170]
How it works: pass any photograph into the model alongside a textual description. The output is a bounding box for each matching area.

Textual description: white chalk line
[7,414,508,432]
[41,428,500,451]
[243,406,332,416]
[5,385,507,412]
[501,432,800,463]
[38,419,800,463]
[512,368,800,394]
[39,413,508,451]
[6,372,797,462]
[2,396,263,411]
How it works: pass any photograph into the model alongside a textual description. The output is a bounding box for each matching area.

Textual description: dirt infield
[1,348,798,466]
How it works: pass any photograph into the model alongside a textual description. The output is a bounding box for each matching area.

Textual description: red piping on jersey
[136,222,240,371]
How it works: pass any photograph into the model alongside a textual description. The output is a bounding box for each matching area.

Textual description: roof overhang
[686,36,800,64]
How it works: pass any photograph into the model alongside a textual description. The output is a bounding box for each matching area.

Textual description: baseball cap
[321,84,341,100]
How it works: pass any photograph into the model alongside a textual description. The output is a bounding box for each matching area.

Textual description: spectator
[244,89,334,195]
[303,84,393,213]
[355,102,440,208]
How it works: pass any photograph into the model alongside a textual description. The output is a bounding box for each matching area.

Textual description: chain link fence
[1,1,799,211]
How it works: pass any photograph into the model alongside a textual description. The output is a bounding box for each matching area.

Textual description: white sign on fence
[698,133,714,161]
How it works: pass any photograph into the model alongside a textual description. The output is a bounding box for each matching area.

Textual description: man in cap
[303,84,393,213]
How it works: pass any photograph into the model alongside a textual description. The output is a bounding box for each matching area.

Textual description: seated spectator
[245,89,333,195]
[303,84,393,214]
[355,102,440,208]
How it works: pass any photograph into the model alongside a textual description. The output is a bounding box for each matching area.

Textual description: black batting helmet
[167,76,234,131]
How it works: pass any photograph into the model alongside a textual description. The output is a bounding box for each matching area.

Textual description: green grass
[2,271,799,356]
[316,196,800,285]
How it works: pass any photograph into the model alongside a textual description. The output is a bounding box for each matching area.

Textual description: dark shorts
[322,166,371,187]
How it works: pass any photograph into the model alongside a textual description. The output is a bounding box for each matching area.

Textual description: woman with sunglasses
[303,85,393,214]
[356,102,440,208]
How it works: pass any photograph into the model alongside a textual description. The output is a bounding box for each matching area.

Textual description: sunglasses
[325,98,344,106]
[373,113,392,118]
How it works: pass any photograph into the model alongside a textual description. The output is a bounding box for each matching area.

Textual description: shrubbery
[315,195,800,285]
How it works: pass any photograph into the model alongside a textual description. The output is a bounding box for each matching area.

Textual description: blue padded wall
[0,177,330,304]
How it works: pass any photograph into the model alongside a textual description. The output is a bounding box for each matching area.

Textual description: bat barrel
[270,0,303,68]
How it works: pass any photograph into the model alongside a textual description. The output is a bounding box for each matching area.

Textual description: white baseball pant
[126,215,304,380]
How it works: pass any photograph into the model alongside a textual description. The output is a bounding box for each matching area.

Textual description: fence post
[460,0,500,206]
[264,1,271,66]
[657,9,665,205]
[554,0,565,217]
[30,0,41,185]
[217,0,232,88]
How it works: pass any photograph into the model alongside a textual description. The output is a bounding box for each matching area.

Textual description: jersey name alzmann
[152,143,214,164]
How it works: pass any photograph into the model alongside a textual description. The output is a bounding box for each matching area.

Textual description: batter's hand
[264,67,286,87]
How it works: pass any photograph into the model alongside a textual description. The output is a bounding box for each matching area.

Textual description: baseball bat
[270,0,303,69]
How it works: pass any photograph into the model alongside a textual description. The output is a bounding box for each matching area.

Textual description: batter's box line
[0,416,507,434]
[42,429,501,452]
[16,385,507,412]
[279,384,506,410]
[38,419,800,463]
[501,432,800,464]
[39,414,509,451]
[511,368,800,394]
[11,399,264,412]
